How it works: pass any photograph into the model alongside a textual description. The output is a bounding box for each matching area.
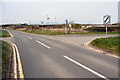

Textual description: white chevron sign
[103,15,111,24]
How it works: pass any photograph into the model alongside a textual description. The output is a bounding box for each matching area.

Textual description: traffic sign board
[103,15,111,24]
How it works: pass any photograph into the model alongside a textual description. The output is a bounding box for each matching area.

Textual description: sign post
[65,20,68,34]
[41,21,44,33]
[103,15,111,38]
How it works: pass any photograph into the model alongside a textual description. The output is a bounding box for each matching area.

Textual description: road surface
[4,30,119,79]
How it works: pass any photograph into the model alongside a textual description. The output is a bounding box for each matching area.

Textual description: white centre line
[27,36,32,39]
[36,40,51,49]
[63,55,109,80]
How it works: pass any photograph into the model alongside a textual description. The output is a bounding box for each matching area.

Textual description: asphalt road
[5,30,119,79]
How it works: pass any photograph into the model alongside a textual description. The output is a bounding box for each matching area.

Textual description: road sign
[103,15,111,24]
[103,15,111,38]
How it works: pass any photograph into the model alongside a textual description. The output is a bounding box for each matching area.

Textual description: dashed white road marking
[36,40,51,49]
[63,55,109,80]
[27,36,32,39]
[12,43,24,78]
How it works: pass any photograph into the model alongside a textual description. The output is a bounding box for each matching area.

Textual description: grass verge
[21,29,65,35]
[90,37,120,56]
[0,40,13,78]
[0,30,11,37]
[19,29,119,35]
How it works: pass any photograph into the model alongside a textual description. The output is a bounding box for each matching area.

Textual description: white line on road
[36,40,51,49]
[63,55,109,80]
[13,43,24,78]
[8,31,14,37]
[27,36,32,39]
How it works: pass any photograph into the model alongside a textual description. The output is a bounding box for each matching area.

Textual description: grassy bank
[0,30,11,37]
[19,29,120,35]
[91,37,120,55]
[0,40,13,78]
[68,31,120,35]
[22,29,65,35]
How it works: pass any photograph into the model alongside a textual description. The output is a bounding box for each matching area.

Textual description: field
[21,29,120,35]
[0,30,10,37]
[23,29,65,35]
[4,25,120,35]
[91,37,120,55]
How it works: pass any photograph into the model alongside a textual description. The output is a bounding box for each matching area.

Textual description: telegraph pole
[55,17,57,29]
[41,21,44,33]
[55,18,57,25]
[47,14,50,29]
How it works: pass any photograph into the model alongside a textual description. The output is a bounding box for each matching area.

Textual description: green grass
[91,37,120,55]
[20,29,120,35]
[22,29,65,35]
[68,31,119,35]
[0,30,11,37]
[0,40,11,77]
[1,40,10,66]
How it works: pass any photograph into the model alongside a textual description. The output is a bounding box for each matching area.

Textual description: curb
[84,37,120,59]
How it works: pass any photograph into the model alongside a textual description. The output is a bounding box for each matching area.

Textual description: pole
[55,18,57,29]
[106,24,107,38]
[41,21,44,34]
[65,20,68,34]
[47,14,49,29]
[42,24,43,33]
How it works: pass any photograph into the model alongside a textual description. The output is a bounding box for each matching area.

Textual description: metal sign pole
[103,15,111,38]
[65,20,68,34]
[106,24,107,38]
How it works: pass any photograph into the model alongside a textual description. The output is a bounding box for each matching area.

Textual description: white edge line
[8,31,13,37]
[13,43,24,78]
[63,55,109,80]
[36,40,51,49]
[12,43,17,78]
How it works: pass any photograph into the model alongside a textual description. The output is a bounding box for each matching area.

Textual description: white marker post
[103,15,111,38]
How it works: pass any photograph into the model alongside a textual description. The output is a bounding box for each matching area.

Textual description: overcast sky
[1,0,119,24]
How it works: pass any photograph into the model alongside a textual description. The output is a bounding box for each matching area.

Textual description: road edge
[84,37,120,59]
[12,43,24,78]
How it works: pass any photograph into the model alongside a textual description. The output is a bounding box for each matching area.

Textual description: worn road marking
[63,55,109,80]
[8,31,14,37]
[36,40,51,49]
[12,44,17,78]
[27,36,32,39]
[13,43,24,78]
